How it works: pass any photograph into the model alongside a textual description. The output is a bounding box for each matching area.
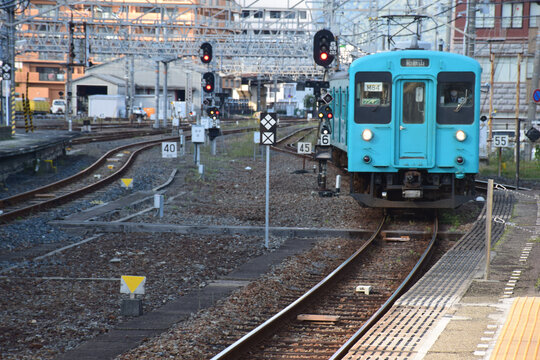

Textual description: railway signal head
[200,42,212,64]
[321,123,331,135]
[203,72,214,93]
[207,107,220,119]
[318,105,333,120]
[313,29,336,67]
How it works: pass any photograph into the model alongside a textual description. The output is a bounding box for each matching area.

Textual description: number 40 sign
[162,142,178,158]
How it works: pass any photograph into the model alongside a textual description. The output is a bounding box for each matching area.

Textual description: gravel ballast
[0,127,485,359]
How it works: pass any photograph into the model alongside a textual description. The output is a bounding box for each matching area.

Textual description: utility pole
[4,4,16,136]
[66,21,74,132]
[162,60,168,128]
[129,56,134,115]
[526,30,540,160]
[154,61,160,128]
[489,50,495,152]
[446,0,453,51]
[465,0,476,57]
[185,71,192,121]
[515,53,522,164]
[125,56,130,120]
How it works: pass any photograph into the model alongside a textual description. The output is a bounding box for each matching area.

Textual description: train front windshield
[437,72,475,124]
[354,72,392,124]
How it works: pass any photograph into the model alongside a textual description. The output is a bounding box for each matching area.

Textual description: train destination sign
[400,58,429,67]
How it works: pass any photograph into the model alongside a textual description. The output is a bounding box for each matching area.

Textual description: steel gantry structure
[10,0,383,77]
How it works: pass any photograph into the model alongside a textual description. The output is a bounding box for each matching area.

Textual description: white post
[265,145,270,249]
[484,179,494,280]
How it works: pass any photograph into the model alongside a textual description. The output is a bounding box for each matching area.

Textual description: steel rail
[0,127,251,222]
[0,142,160,222]
[0,137,172,210]
[329,215,440,360]
[210,215,387,360]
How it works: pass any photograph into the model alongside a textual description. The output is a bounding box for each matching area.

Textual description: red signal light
[320,52,328,61]
[216,110,220,115]
[203,54,210,62]
[206,84,212,91]
[327,113,333,119]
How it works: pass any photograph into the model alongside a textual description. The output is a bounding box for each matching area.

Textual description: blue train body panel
[328,50,482,208]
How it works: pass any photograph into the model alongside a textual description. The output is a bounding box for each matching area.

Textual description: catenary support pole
[154,61,160,128]
[526,30,540,160]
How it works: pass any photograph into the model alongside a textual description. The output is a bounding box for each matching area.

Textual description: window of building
[253,11,263,18]
[476,3,495,28]
[284,11,294,19]
[270,11,281,19]
[36,67,64,81]
[242,10,250,18]
[299,11,307,20]
[502,3,523,28]
[531,3,540,27]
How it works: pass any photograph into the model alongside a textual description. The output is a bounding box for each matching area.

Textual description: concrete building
[71,57,201,119]
[454,1,540,132]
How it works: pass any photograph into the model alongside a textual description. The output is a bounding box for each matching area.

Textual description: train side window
[354,71,392,124]
[437,72,475,124]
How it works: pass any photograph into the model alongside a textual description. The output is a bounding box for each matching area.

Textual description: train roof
[349,50,482,74]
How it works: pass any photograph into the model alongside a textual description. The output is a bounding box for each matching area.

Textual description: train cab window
[437,72,475,124]
[354,72,392,124]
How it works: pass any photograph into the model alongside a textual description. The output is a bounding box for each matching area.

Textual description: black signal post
[313,29,336,68]
[200,42,212,64]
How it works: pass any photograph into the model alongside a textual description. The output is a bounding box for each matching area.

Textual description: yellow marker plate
[121,178,133,188]
[120,275,146,294]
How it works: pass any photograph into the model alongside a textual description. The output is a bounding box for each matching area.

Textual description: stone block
[121,299,143,316]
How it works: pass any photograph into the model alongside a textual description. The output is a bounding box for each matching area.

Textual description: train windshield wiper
[453,98,467,112]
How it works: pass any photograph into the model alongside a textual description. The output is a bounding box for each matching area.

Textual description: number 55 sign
[162,142,178,158]
[493,135,509,148]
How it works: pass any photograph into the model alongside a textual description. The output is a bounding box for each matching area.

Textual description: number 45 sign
[297,142,312,154]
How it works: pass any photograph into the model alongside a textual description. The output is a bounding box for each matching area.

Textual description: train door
[395,80,431,167]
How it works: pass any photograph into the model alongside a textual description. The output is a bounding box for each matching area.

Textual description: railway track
[211,213,439,360]
[0,127,251,223]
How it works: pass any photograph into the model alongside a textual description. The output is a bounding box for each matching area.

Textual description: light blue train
[326,50,482,208]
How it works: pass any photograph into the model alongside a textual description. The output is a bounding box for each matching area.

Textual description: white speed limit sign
[297,142,312,154]
[161,142,178,158]
[493,135,509,148]
[320,134,331,146]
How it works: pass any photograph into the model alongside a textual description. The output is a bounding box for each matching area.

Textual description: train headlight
[455,130,467,142]
[362,129,373,141]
